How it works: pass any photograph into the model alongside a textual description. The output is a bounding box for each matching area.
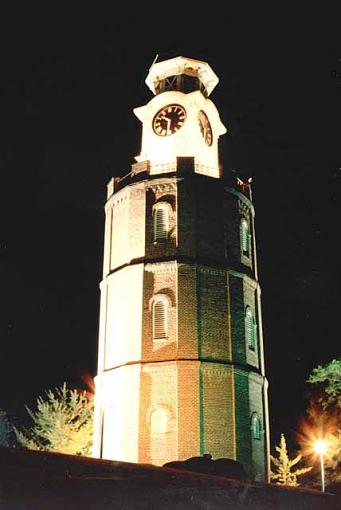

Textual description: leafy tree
[307,359,341,410]
[270,434,312,486]
[305,359,341,483]
[15,383,93,456]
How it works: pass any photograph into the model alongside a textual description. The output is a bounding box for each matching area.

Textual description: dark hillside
[0,447,340,509]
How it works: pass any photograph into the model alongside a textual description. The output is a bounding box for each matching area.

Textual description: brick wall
[249,372,266,481]
[234,368,252,475]
[177,361,201,459]
[230,274,246,364]
[201,363,236,459]
[139,362,178,465]
[95,169,269,480]
[141,262,177,361]
[196,267,230,361]
[177,264,198,359]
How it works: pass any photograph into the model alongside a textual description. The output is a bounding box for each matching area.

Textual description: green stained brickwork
[234,368,252,475]
[230,275,246,364]
[197,268,229,361]
[249,373,266,481]
[177,264,198,359]
[201,363,235,459]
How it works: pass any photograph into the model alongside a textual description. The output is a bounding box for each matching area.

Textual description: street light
[314,439,327,492]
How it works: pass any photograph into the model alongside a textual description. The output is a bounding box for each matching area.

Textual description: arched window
[251,413,261,440]
[150,408,168,434]
[246,307,256,350]
[153,298,167,339]
[153,204,169,242]
[241,219,249,255]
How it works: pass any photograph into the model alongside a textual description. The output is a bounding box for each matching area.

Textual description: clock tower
[93,56,270,481]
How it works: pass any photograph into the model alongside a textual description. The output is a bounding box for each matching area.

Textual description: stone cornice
[198,266,226,276]
[101,258,260,284]
[145,182,177,193]
[145,261,177,273]
[105,177,178,212]
[227,269,260,291]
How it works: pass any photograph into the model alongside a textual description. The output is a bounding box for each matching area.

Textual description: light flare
[314,439,328,455]
[295,415,337,464]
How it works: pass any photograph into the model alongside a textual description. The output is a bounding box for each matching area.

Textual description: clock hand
[163,116,172,135]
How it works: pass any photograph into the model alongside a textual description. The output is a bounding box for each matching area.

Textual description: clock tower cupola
[134,56,226,177]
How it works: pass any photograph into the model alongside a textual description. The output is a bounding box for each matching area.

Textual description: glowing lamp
[314,438,328,492]
[314,439,327,455]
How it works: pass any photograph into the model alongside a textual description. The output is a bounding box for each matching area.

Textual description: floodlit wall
[95,364,141,463]
[104,265,144,369]
[94,168,269,480]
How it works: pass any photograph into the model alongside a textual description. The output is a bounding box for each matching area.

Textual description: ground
[0,447,340,509]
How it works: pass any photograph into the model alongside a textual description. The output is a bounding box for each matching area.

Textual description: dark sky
[0,7,340,453]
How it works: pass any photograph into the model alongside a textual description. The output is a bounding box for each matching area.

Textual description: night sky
[0,7,340,453]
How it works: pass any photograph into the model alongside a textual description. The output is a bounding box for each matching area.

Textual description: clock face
[153,104,186,136]
[198,110,213,146]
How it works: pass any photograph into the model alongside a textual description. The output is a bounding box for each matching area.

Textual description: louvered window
[153,299,167,339]
[252,414,261,440]
[246,308,255,350]
[241,219,249,255]
[154,206,169,242]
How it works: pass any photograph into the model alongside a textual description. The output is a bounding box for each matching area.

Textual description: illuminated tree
[15,383,93,456]
[306,359,341,483]
[270,434,312,486]
[307,359,341,410]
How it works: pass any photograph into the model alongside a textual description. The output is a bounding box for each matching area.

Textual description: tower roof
[145,56,219,96]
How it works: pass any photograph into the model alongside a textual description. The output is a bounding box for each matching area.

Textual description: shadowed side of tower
[93,56,270,482]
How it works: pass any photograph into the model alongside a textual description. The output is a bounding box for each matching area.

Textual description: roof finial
[149,53,159,70]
